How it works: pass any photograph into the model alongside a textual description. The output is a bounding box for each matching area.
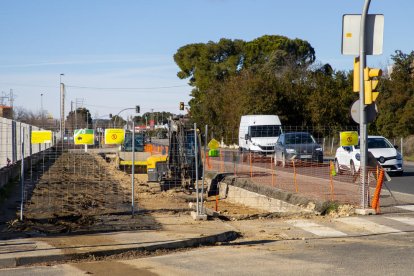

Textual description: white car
[334,136,403,176]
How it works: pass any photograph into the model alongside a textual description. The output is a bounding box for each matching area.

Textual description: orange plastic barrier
[371,169,385,213]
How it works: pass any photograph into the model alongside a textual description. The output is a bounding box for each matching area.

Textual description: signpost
[104,129,125,145]
[74,129,95,145]
[31,130,52,144]
[342,0,384,210]
[350,100,378,124]
[342,14,384,55]
[339,131,359,146]
[74,129,95,152]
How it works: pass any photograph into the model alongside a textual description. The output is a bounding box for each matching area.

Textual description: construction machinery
[148,116,203,190]
[115,131,150,172]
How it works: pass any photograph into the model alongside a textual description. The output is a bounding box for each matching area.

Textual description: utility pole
[151,108,154,130]
[71,101,74,132]
[359,0,371,209]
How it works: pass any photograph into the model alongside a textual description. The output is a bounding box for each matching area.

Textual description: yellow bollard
[293,160,298,192]
[271,157,275,187]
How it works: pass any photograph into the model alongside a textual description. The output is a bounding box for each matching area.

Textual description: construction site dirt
[0,151,266,240]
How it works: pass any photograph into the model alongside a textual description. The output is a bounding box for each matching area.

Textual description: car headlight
[355,153,360,161]
[315,147,322,151]
[286,148,296,154]
[397,152,402,161]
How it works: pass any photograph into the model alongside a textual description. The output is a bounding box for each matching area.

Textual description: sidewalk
[0,213,238,268]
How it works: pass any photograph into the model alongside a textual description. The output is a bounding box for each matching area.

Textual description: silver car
[274,132,323,167]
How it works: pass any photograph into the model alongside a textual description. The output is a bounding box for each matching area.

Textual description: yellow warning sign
[31,131,52,144]
[74,129,95,145]
[104,129,125,145]
[208,138,220,150]
[340,131,358,146]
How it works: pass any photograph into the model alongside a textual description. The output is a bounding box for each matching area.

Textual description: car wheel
[282,154,287,168]
[350,161,356,176]
[335,159,342,175]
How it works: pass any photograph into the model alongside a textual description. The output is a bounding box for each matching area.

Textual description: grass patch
[321,201,340,215]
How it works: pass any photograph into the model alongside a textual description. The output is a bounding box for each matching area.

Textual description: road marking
[336,217,401,234]
[395,205,414,212]
[385,216,414,226]
[287,220,347,237]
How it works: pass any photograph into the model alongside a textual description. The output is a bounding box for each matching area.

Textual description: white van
[238,115,283,154]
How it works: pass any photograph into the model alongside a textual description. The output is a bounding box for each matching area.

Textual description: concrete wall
[0,151,46,189]
[0,117,55,169]
[219,182,313,213]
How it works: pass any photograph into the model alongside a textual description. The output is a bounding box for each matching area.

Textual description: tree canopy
[175,35,414,140]
[174,35,355,138]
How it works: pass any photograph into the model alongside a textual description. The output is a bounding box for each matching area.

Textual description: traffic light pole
[359,0,371,208]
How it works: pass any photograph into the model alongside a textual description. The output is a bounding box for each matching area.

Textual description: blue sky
[0,0,413,119]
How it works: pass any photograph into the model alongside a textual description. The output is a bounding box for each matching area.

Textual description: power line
[66,84,188,90]
[0,83,56,88]
[0,82,189,90]
[82,103,128,109]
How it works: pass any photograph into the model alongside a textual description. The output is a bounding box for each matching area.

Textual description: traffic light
[364,67,382,105]
[135,105,140,113]
[353,57,360,92]
[109,113,113,118]
[179,102,185,110]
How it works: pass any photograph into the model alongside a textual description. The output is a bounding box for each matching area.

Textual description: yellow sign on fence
[104,129,125,145]
[208,138,220,150]
[339,131,359,146]
[74,129,95,145]
[31,130,52,144]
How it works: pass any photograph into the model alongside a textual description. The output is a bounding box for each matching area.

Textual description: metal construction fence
[0,119,407,238]
[199,124,406,209]
[0,120,205,237]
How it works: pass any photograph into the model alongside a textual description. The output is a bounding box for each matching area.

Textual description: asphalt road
[4,232,414,275]
[387,163,414,194]
[217,149,414,196]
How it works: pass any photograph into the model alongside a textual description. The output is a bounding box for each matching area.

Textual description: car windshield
[249,125,282,138]
[355,137,393,149]
[285,133,315,145]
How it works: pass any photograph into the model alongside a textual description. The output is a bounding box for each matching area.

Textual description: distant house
[0,106,13,119]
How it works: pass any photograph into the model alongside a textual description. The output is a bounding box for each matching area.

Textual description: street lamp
[59,73,65,142]
[40,93,43,113]
[113,106,140,128]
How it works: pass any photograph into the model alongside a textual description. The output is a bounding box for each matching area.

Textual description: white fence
[0,117,55,169]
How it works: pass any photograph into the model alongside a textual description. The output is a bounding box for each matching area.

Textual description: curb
[0,230,239,268]
[207,172,330,214]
